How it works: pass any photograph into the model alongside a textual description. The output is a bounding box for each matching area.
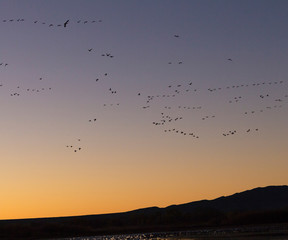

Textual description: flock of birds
[66,139,82,153]
[2,18,102,27]
[4,77,53,97]
[1,17,287,154]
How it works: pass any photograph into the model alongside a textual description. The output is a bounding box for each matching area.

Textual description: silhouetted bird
[64,20,69,27]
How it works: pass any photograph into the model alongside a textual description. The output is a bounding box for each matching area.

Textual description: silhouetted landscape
[1,2,288,239]
[1,185,288,239]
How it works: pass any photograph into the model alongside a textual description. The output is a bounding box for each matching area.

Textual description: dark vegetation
[1,185,288,239]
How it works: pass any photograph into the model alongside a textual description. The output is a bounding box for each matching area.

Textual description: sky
[0,0,287,220]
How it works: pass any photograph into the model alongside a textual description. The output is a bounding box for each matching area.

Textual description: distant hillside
[1,185,288,239]
[168,185,288,212]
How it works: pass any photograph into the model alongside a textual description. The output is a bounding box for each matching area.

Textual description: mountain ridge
[1,185,288,239]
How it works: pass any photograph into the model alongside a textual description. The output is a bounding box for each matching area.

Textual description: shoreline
[56,223,288,240]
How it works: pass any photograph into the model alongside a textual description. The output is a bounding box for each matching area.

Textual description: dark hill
[1,185,288,239]
[169,185,288,212]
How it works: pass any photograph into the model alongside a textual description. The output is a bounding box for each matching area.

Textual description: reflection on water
[59,225,288,240]
[61,235,288,240]
[174,237,288,240]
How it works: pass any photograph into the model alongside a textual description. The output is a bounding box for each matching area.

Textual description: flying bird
[64,20,69,27]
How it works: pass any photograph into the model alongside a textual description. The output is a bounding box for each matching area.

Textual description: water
[55,225,288,240]
[58,234,288,240]
[60,237,288,240]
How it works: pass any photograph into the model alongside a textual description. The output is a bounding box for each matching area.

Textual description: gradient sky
[0,0,287,220]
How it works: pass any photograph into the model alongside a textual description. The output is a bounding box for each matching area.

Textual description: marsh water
[60,235,288,240]
[58,226,288,240]
[61,237,288,240]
